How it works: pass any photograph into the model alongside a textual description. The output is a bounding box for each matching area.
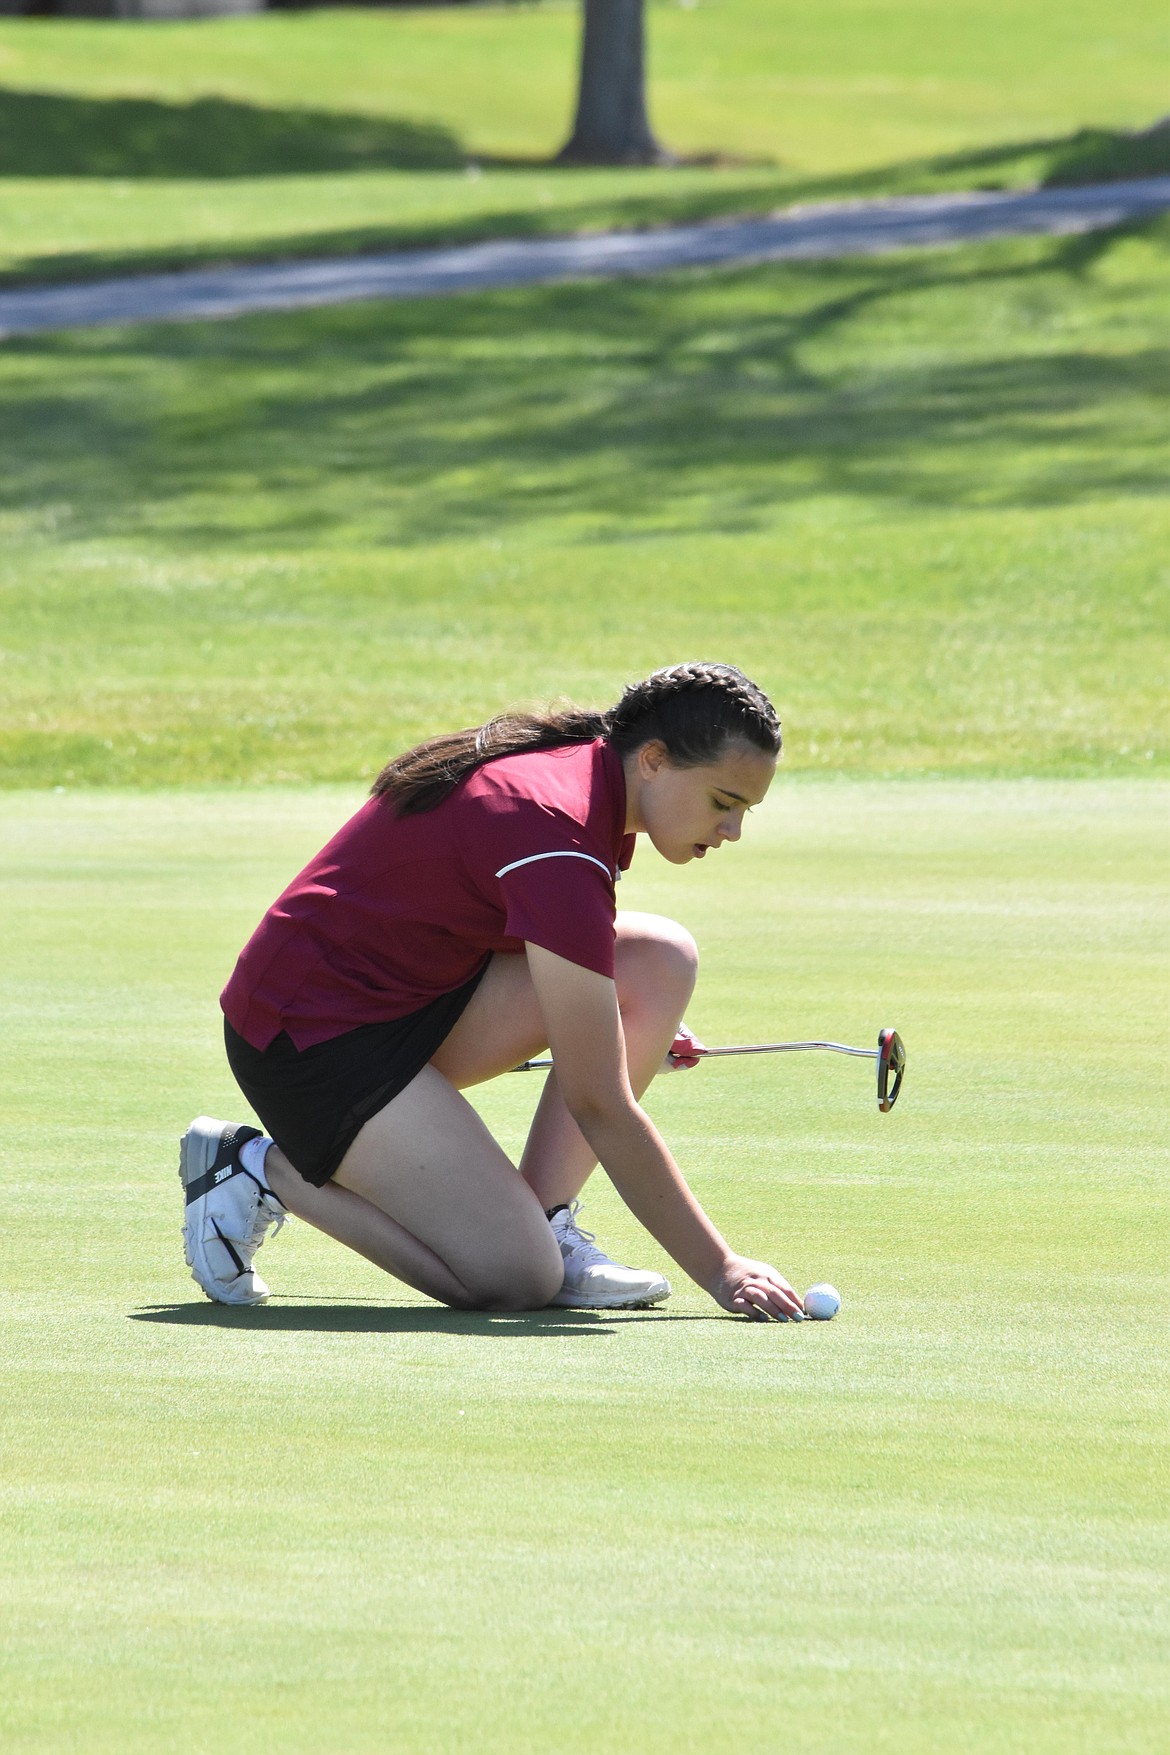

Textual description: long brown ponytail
[372,662,781,816]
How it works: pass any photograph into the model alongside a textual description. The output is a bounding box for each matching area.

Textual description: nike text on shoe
[547,1202,671,1309]
[180,1116,287,1306]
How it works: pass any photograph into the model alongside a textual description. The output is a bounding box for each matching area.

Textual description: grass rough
[0,2,1167,283]
[2,223,1166,787]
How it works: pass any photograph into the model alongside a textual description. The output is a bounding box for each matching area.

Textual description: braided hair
[372,662,781,816]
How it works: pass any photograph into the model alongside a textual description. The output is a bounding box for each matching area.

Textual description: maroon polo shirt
[221,738,636,1051]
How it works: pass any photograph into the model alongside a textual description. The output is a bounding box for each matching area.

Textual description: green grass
[2,780,1166,1752]
[2,222,1167,787]
[1,17,1167,1743]
[0,2,1167,284]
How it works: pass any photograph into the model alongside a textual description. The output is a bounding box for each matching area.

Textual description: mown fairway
[1,781,1166,1752]
[2,220,1167,786]
[0,0,1168,282]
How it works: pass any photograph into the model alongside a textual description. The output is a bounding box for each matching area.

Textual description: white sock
[239,1133,275,1194]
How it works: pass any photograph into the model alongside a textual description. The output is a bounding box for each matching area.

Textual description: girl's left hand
[664,1024,706,1071]
[713,1255,805,1322]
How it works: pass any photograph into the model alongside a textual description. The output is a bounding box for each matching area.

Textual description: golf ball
[803,1282,841,1321]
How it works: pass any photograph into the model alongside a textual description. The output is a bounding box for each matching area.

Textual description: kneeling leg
[519,910,699,1209]
[267,1064,564,1311]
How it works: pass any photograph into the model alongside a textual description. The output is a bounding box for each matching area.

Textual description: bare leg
[432,911,699,1209]
[265,1150,475,1307]
[265,1063,563,1311]
[520,915,697,1206]
[259,911,695,1306]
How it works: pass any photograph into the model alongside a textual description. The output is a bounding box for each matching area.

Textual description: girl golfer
[181,661,804,1322]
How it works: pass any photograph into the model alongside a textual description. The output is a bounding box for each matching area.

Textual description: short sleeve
[496,849,618,978]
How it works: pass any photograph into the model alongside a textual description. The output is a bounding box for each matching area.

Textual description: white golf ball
[803,1282,841,1321]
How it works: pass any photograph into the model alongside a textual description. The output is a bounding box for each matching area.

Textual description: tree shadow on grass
[3,123,1168,289]
[129,1302,731,1334]
[1041,120,1170,187]
[2,218,1165,546]
[1,88,1165,187]
[0,87,465,177]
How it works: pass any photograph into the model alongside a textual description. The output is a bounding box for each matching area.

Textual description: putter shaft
[693,1040,877,1060]
[513,1038,877,1072]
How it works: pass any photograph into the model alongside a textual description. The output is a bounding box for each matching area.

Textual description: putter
[513,1027,906,1112]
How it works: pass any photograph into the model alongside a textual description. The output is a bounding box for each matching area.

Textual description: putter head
[876,1028,906,1112]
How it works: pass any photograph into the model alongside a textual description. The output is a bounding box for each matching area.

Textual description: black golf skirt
[223,965,487,1187]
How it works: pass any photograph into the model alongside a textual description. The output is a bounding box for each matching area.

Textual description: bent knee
[458,1248,564,1314]
[616,912,699,1004]
[661,921,700,991]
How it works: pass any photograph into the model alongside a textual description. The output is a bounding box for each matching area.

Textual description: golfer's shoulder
[467,740,615,828]
[460,740,624,873]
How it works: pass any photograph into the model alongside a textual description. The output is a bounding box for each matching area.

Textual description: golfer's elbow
[560,1080,636,1147]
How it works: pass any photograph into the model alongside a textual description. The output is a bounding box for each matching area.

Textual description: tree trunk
[559,0,671,166]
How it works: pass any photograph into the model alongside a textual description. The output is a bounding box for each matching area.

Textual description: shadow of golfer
[129,1302,736,1335]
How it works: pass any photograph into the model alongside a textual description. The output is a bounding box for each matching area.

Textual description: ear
[636,739,670,779]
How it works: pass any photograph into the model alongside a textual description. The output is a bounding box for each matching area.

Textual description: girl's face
[625,739,778,865]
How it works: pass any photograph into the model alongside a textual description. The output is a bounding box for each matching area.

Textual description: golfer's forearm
[572,1100,731,1291]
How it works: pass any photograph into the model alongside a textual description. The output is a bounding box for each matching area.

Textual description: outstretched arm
[525,943,803,1321]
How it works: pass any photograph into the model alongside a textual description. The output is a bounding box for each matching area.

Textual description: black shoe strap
[185,1124,262,1205]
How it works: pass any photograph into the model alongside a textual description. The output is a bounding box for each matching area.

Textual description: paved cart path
[2,176,1168,337]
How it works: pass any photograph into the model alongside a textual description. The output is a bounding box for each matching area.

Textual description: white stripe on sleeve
[494,850,614,882]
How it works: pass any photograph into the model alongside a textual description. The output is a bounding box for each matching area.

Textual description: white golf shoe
[180,1116,287,1306]
[547,1202,671,1309]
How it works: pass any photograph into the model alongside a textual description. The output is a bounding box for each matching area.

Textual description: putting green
[2,780,1165,1752]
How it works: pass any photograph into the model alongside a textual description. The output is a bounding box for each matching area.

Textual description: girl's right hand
[712,1254,805,1322]
[664,1023,706,1070]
